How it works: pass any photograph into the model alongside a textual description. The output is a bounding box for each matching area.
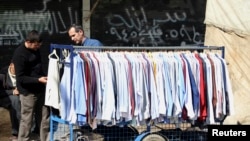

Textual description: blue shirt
[82,38,103,46]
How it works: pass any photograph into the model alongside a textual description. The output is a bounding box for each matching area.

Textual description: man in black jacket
[12,30,49,141]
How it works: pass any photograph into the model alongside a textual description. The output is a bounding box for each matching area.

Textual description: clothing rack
[49,44,226,141]
[50,44,225,53]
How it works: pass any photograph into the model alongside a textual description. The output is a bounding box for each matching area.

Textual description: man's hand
[38,76,47,84]
[13,87,19,95]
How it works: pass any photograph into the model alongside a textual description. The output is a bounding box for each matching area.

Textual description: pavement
[0,108,40,141]
[0,107,12,141]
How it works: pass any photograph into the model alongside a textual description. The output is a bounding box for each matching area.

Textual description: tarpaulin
[204,0,250,36]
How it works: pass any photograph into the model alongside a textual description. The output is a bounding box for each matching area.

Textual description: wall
[0,0,207,69]
[91,0,207,46]
[0,0,82,69]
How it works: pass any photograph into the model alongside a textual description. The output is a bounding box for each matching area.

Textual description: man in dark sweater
[12,30,49,141]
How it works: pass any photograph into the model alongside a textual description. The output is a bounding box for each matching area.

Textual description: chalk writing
[0,0,206,46]
[105,6,204,46]
[0,0,80,46]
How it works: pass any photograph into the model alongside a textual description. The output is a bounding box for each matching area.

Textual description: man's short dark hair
[25,30,42,43]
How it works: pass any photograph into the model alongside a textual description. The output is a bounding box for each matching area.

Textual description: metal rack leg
[50,114,74,141]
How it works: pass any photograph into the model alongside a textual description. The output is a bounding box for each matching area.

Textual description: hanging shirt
[45,57,60,110]
[160,52,174,118]
[73,54,87,125]
[60,53,72,120]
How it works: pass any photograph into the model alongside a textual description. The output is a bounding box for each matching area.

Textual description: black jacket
[12,43,46,95]
[0,66,16,98]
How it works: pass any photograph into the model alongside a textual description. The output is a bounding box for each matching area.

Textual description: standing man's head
[68,24,85,45]
[24,30,42,51]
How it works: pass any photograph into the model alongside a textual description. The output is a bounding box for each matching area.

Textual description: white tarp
[204,0,250,36]
[204,26,250,124]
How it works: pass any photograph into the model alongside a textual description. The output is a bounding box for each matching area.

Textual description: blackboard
[91,0,207,46]
[0,0,82,45]
[0,0,207,69]
[0,0,82,69]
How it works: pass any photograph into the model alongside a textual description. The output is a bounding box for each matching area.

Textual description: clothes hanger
[62,49,70,59]
[48,49,59,60]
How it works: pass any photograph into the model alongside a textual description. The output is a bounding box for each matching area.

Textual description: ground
[0,107,12,141]
[0,108,40,141]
